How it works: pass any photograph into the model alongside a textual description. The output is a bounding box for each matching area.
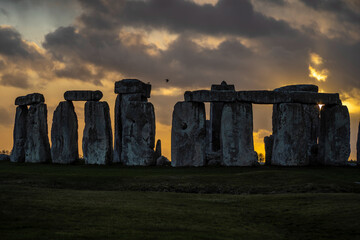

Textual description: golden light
[152,87,183,97]
[318,104,324,110]
[310,52,323,65]
[308,65,328,82]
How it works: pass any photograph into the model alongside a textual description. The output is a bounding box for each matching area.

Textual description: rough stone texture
[156,156,171,166]
[83,101,113,165]
[25,103,51,163]
[272,103,319,166]
[154,139,161,160]
[358,122,360,165]
[211,81,235,91]
[206,152,222,166]
[121,101,156,166]
[15,93,44,106]
[205,120,211,152]
[51,101,78,164]
[10,105,28,163]
[114,79,151,98]
[171,102,206,167]
[210,102,225,151]
[220,103,258,166]
[185,90,340,105]
[113,95,122,163]
[274,84,318,92]
[319,105,350,166]
[64,90,102,101]
[0,154,10,161]
[264,135,273,166]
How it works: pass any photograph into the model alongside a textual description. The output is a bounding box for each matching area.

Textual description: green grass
[0,161,359,239]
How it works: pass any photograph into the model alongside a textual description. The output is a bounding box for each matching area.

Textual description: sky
[0,0,359,160]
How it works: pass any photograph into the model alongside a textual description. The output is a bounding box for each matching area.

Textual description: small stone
[0,154,10,161]
[15,93,44,106]
[264,135,273,165]
[25,103,51,163]
[11,105,28,163]
[64,90,103,101]
[114,79,151,98]
[156,156,171,166]
[51,101,78,164]
[210,81,235,91]
[83,101,113,165]
[171,102,206,167]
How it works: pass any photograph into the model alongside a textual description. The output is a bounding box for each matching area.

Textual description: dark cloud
[0,106,13,126]
[0,27,30,57]
[0,72,30,89]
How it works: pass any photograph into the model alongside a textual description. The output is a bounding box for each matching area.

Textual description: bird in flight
[165,79,169,83]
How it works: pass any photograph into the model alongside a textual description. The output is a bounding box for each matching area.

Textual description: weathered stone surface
[185,90,236,102]
[10,105,28,163]
[357,122,360,165]
[15,93,44,106]
[319,105,350,166]
[274,84,318,92]
[64,90,102,101]
[210,102,224,151]
[220,103,258,166]
[113,95,122,163]
[272,103,319,166]
[211,81,235,91]
[121,101,155,166]
[156,156,171,166]
[154,139,161,160]
[51,101,78,164]
[171,102,206,167]
[206,152,222,166]
[114,79,151,98]
[264,135,273,166]
[0,154,10,161]
[25,103,51,163]
[205,120,211,152]
[83,101,113,165]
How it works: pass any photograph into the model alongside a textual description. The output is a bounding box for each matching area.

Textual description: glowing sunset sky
[0,0,359,160]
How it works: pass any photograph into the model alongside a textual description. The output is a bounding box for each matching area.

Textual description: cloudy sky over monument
[0,0,359,159]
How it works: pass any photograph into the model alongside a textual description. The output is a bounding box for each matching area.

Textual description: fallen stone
[0,154,10,161]
[83,101,113,165]
[25,103,51,163]
[51,101,78,164]
[114,79,151,98]
[64,90,103,101]
[156,156,171,166]
[220,102,258,166]
[358,122,360,165]
[272,103,320,166]
[319,105,350,166]
[15,93,44,106]
[171,102,206,167]
[274,84,318,92]
[264,135,273,166]
[10,105,28,163]
[154,139,161,160]
[121,101,156,166]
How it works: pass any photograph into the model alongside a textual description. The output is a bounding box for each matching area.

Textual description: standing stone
[83,101,113,165]
[51,101,78,164]
[25,103,51,163]
[220,102,258,166]
[171,102,206,167]
[10,106,28,162]
[272,103,319,166]
[154,139,161,160]
[264,135,273,166]
[113,95,122,163]
[319,105,350,166]
[357,122,360,165]
[121,101,156,166]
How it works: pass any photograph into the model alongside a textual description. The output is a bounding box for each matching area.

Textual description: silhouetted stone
[357,122,360,165]
[0,154,10,161]
[83,101,113,165]
[274,84,318,92]
[171,102,206,167]
[264,135,273,165]
[25,103,51,163]
[220,102,258,166]
[11,105,28,163]
[156,156,170,166]
[15,93,44,106]
[113,95,122,163]
[185,90,236,102]
[272,103,319,166]
[319,105,350,166]
[121,101,155,166]
[114,79,151,98]
[51,101,78,164]
[211,81,235,91]
[64,90,103,101]
[154,139,161,160]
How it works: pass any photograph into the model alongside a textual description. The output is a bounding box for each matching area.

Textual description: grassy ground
[0,161,359,239]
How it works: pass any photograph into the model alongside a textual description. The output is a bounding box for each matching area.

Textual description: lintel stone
[64,90,103,101]
[114,79,151,98]
[15,93,44,106]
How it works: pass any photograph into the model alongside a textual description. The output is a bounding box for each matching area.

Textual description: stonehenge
[9,81,352,168]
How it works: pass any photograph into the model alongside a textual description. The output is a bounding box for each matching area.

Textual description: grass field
[0,161,359,239]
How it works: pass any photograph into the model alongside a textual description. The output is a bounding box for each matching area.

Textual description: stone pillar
[113,94,122,163]
[51,101,78,164]
[25,103,51,163]
[121,101,156,166]
[264,135,273,166]
[357,122,360,165]
[83,101,113,165]
[10,105,28,162]
[220,102,258,166]
[171,101,206,167]
[272,103,319,166]
[154,139,161,160]
[319,105,350,166]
